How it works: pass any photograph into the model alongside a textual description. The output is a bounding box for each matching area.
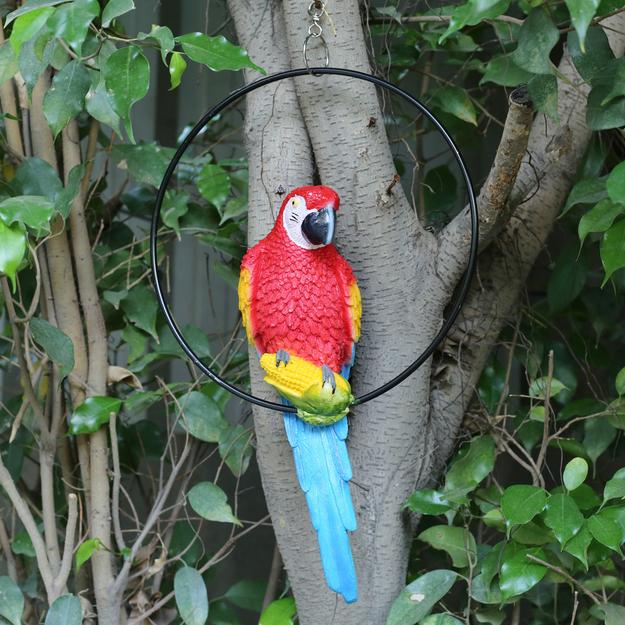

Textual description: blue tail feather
[283,411,358,603]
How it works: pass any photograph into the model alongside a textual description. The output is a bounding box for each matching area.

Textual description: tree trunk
[229,3,625,624]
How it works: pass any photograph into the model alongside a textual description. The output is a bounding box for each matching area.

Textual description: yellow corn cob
[260,352,353,425]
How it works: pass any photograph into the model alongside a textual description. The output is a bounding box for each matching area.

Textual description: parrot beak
[301,206,335,246]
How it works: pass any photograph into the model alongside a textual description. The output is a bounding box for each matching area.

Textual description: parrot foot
[321,365,337,394]
[276,349,290,367]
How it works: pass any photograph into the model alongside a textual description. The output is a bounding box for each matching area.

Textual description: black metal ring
[151,67,479,413]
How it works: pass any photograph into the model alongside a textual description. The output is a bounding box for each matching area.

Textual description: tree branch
[0,455,54,598]
[62,119,117,621]
[53,492,78,596]
[437,86,534,287]
[0,23,23,159]
[0,517,18,582]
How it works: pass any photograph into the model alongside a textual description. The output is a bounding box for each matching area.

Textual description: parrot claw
[322,365,337,394]
[276,349,290,367]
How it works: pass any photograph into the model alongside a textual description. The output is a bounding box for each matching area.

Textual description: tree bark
[229,3,625,624]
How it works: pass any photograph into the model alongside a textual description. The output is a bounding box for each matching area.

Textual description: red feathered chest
[245,229,355,372]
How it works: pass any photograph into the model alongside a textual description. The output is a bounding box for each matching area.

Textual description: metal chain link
[303,0,329,71]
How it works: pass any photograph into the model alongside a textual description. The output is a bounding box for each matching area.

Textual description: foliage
[0,0,624,624]
[0,1,260,623]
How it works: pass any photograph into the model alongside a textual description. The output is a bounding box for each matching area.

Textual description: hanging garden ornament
[151,3,478,604]
[239,185,361,601]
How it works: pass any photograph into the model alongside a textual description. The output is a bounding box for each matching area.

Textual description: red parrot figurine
[238,185,361,603]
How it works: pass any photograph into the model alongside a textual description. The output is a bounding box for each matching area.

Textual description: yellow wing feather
[238,267,254,344]
[349,281,362,342]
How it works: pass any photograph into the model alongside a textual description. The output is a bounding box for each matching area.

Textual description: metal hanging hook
[303,0,330,72]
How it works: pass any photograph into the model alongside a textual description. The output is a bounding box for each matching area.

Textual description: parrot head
[277,185,340,250]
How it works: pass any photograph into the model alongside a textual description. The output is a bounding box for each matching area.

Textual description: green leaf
[169,51,187,90]
[588,513,622,553]
[547,246,586,313]
[599,59,625,106]
[417,525,476,567]
[0,577,24,625]
[43,59,91,137]
[482,508,505,530]
[570,483,601,510]
[86,78,122,135]
[180,391,227,443]
[120,285,159,340]
[579,199,623,245]
[386,569,457,625]
[511,8,559,75]
[607,161,625,204]
[480,54,532,87]
[568,27,614,83]
[176,33,264,74]
[17,36,48,97]
[564,523,592,568]
[0,43,18,86]
[501,485,548,526]
[439,0,509,43]
[528,405,545,422]
[14,157,63,200]
[422,615,464,625]
[528,73,558,122]
[5,0,69,24]
[30,317,74,378]
[563,457,588,491]
[162,190,190,235]
[604,467,625,503]
[543,493,584,545]
[434,86,477,125]
[0,195,55,234]
[219,424,253,477]
[75,538,103,572]
[511,521,553,545]
[584,416,616,463]
[10,7,55,54]
[102,0,134,27]
[198,163,231,210]
[102,45,150,141]
[596,603,625,625]
[259,597,296,625]
[224,580,265,611]
[404,489,454,515]
[499,548,547,600]
[470,574,501,604]
[138,25,174,63]
[616,367,625,396]
[444,435,495,499]
[11,530,35,557]
[111,143,175,187]
[0,220,26,289]
[174,567,209,625]
[587,83,625,130]
[187,482,242,526]
[48,0,99,55]
[565,0,599,52]
[45,594,82,625]
[474,608,505,625]
[69,396,122,434]
[478,542,504,589]
[528,376,567,399]
[55,163,85,219]
[563,177,607,214]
